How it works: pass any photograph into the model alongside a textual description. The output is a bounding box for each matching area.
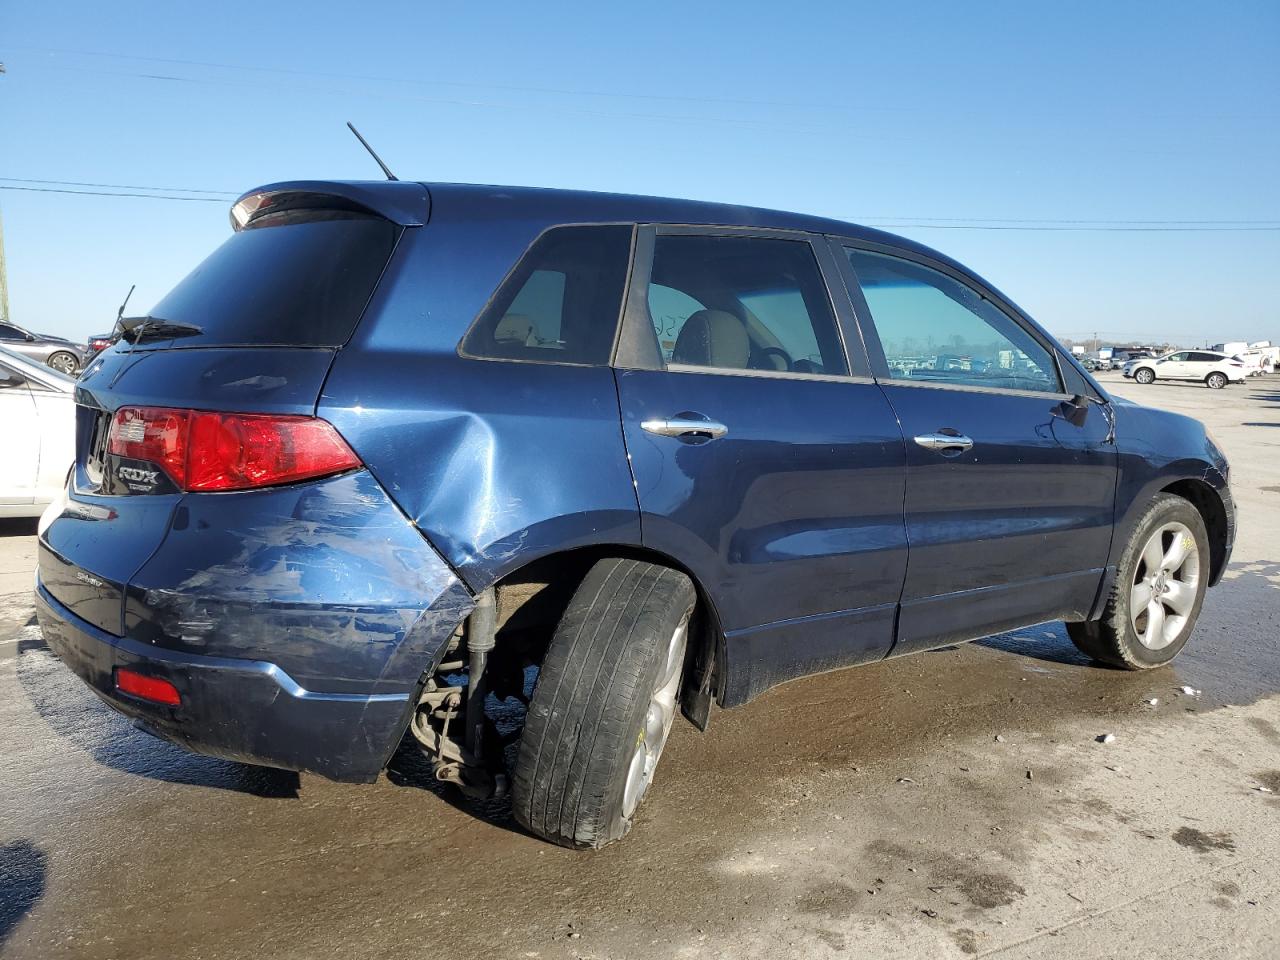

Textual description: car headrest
[494,313,534,345]
[671,309,749,369]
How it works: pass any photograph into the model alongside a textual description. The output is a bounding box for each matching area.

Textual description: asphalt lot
[2,371,1278,960]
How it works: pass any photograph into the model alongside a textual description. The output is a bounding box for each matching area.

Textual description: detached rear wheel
[1206,372,1228,389]
[1134,367,1155,384]
[1067,493,1209,669]
[513,558,694,848]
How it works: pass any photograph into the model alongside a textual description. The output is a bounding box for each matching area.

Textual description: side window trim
[613,224,869,380]
[835,237,1073,398]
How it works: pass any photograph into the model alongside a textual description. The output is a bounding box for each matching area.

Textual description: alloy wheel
[621,610,689,818]
[1131,521,1200,650]
[48,353,78,375]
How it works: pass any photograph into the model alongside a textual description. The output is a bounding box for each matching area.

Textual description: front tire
[1206,372,1227,389]
[512,558,695,848]
[1067,494,1209,669]
[1133,367,1155,384]
[47,351,79,375]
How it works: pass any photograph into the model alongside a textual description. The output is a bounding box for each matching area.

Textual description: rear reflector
[115,668,182,706]
[107,407,361,492]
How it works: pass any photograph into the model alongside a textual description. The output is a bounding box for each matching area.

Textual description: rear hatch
[39,189,409,635]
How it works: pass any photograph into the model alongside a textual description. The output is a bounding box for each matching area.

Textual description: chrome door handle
[914,432,973,452]
[641,418,728,440]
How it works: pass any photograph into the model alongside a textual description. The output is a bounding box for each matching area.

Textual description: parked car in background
[0,321,88,375]
[1109,350,1152,370]
[35,180,1234,849]
[0,347,76,518]
[1125,350,1247,389]
[85,333,116,357]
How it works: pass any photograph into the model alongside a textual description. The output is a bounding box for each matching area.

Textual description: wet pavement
[2,373,1278,959]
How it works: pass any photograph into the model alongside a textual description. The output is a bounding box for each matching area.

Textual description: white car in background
[0,346,75,518]
[1124,350,1248,389]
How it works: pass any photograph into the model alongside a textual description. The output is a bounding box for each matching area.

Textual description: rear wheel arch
[481,543,727,723]
[1160,479,1229,584]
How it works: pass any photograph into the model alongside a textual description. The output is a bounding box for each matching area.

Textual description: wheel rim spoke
[1144,600,1167,648]
[1131,580,1154,610]
[1163,580,1195,616]
[1141,535,1164,578]
[1162,533,1191,573]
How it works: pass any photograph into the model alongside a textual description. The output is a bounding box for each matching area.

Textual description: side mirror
[24,332,36,341]
[1051,395,1090,428]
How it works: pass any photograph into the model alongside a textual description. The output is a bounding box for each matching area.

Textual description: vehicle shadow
[0,838,47,949]
[383,738,526,837]
[1243,422,1279,427]
[981,559,1280,707]
[0,518,38,538]
[13,633,301,799]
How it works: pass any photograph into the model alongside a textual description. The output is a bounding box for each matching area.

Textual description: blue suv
[36,180,1234,848]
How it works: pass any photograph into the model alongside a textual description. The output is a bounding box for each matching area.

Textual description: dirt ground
[2,371,1278,959]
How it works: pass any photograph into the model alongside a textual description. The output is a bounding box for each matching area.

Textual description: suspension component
[409,589,508,800]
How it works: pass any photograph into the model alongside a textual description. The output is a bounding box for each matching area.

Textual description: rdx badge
[117,465,160,485]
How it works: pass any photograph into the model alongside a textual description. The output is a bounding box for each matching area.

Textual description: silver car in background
[0,320,88,375]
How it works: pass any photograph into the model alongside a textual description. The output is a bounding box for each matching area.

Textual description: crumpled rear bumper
[36,470,476,782]
[36,581,466,782]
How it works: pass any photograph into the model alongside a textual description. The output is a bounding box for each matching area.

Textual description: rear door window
[460,225,633,366]
[644,234,848,376]
[145,213,401,348]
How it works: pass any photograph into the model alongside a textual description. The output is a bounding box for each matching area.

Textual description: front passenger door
[841,245,1117,655]
[1159,352,1191,379]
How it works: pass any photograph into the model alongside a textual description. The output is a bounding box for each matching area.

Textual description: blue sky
[2,1,1277,346]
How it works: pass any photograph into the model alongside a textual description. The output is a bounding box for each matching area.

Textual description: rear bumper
[36,582,423,782]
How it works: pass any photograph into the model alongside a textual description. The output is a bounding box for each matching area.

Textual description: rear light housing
[115,668,182,706]
[107,407,361,492]
[88,338,112,352]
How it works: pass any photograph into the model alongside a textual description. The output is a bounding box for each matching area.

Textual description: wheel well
[484,545,726,723]
[1161,479,1228,582]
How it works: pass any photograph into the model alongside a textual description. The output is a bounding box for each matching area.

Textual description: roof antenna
[346,121,398,181]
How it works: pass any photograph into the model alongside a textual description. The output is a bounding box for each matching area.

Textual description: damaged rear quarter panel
[322,354,642,589]
[125,470,473,697]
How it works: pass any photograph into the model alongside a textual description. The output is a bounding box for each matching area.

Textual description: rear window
[460,225,633,366]
[146,214,400,348]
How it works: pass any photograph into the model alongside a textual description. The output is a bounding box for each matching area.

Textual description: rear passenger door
[838,243,1117,655]
[614,227,909,704]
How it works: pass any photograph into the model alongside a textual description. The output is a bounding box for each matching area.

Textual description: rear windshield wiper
[120,316,204,344]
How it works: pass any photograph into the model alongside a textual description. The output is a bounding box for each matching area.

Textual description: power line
[0,184,226,202]
[0,176,236,196]
[850,215,1280,225]
[864,222,1280,232]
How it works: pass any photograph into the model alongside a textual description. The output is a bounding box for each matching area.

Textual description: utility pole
[0,207,9,325]
[0,63,7,324]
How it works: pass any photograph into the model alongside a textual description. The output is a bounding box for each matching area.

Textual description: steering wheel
[755,346,794,372]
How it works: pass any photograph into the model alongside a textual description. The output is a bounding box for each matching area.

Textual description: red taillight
[89,339,111,351]
[115,668,181,706]
[107,407,361,492]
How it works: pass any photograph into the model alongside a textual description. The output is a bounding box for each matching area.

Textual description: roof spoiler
[230,180,431,231]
